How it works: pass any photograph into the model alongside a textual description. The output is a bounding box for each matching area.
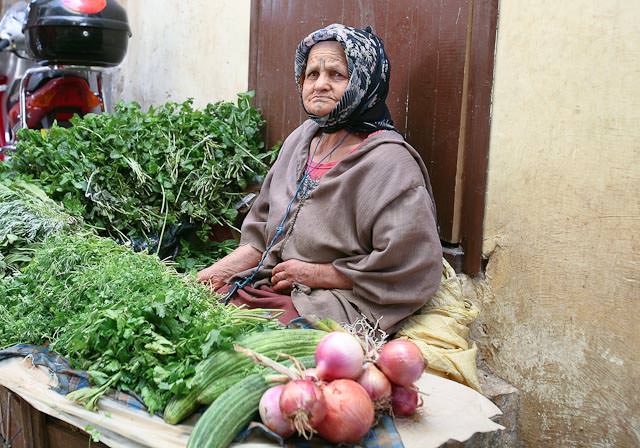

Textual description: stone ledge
[441,369,521,448]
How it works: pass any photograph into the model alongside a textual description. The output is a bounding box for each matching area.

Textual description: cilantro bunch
[4,92,275,246]
[0,232,278,414]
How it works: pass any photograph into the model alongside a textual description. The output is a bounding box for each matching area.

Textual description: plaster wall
[110,0,250,109]
[480,1,640,446]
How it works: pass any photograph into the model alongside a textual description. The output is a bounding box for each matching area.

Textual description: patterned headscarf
[295,24,395,133]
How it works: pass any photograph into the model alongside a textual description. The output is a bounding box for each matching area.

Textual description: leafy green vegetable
[83,425,102,443]
[0,232,278,414]
[0,179,79,276]
[0,94,281,413]
[2,92,277,251]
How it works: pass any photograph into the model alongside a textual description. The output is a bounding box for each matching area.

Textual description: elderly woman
[197,24,441,332]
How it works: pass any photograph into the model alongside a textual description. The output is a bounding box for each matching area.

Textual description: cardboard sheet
[0,357,503,447]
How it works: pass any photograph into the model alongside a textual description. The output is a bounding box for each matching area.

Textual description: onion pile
[256,332,426,444]
[376,339,425,417]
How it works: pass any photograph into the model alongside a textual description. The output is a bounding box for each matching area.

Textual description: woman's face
[302,41,349,117]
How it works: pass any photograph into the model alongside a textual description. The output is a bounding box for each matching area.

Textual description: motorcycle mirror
[0,2,28,45]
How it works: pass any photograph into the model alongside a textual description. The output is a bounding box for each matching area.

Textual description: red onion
[279,379,326,439]
[316,379,375,444]
[357,363,392,410]
[391,384,420,417]
[376,339,425,386]
[315,332,365,381]
[304,367,319,381]
[259,385,294,438]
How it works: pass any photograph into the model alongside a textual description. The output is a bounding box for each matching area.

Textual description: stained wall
[478,1,640,445]
[111,0,250,109]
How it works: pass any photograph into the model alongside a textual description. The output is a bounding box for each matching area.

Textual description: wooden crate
[0,386,109,448]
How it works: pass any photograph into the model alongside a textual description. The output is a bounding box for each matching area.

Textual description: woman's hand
[197,244,262,290]
[196,263,231,291]
[271,259,353,291]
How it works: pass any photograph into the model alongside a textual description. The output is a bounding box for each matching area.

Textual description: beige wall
[111,0,251,109]
[479,0,640,446]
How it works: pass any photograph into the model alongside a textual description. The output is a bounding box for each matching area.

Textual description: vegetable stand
[0,357,503,448]
[0,97,504,447]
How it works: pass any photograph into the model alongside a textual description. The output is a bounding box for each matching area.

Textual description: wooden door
[249,0,497,274]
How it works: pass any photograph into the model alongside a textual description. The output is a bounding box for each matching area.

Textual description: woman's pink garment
[306,130,385,180]
[306,159,338,180]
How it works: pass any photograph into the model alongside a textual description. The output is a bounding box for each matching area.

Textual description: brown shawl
[237,120,442,332]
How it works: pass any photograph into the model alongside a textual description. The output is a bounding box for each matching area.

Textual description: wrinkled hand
[196,263,229,291]
[271,259,319,291]
[196,244,263,291]
[271,259,353,292]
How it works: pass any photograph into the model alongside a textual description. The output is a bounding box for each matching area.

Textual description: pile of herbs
[0,232,278,414]
[1,92,275,257]
[0,179,80,276]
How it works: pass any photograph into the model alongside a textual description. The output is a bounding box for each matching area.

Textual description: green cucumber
[187,373,268,448]
[163,329,324,424]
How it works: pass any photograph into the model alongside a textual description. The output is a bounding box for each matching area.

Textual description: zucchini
[164,389,201,425]
[193,329,324,386]
[187,373,268,448]
[188,355,319,448]
[164,329,324,424]
[197,355,317,404]
[197,372,247,405]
